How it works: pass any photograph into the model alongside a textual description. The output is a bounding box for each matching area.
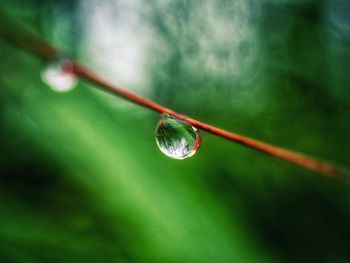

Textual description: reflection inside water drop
[155,114,201,160]
[41,58,78,92]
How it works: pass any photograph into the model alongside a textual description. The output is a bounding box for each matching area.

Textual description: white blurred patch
[149,0,260,82]
[78,0,153,96]
[77,0,262,112]
[186,0,258,78]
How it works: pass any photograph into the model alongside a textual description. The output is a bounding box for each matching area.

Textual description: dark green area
[1,0,350,262]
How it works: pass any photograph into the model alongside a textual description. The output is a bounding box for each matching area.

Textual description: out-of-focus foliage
[1,0,350,262]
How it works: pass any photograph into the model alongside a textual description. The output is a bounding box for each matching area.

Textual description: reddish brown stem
[74,63,348,180]
[1,14,348,181]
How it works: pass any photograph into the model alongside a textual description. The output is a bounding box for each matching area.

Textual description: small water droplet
[155,114,201,160]
[41,58,78,92]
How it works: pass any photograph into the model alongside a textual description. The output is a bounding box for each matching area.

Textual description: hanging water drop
[155,114,201,160]
[41,57,78,92]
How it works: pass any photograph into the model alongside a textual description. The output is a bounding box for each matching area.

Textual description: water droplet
[155,114,201,160]
[41,58,78,92]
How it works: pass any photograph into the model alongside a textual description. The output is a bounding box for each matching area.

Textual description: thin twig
[1,13,349,182]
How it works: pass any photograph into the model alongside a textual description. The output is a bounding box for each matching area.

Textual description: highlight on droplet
[155,114,201,160]
[41,57,78,92]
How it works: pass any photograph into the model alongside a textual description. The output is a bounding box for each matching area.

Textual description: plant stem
[74,63,348,180]
[1,13,348,182]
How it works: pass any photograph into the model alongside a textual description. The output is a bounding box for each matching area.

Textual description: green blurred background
[1,0,350,262]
